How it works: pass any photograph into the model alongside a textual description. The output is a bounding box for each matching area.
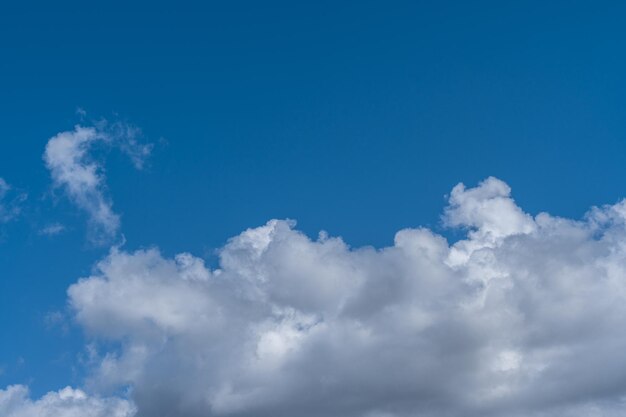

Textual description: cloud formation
[43,124,150,244]
[57,177,626,417]
[0,385,135,417]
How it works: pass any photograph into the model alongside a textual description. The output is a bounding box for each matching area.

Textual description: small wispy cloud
[39,222,66,237]
[0,178,27,224]
[43,120,151,245]
[43,310,70,335]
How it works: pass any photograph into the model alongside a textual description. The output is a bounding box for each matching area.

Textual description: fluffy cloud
[43,124,150,244]
[0,177,26,223]
[62,177,626,417]
[0,385,135,417]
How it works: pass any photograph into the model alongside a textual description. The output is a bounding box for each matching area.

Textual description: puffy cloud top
[61,178,626,417]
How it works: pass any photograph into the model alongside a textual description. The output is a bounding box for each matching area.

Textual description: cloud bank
[44,176,626,417]
[43,124,150,244]
[0,385,135,417]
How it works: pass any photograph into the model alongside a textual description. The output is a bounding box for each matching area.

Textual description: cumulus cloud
[0,177,27,223]
[59,177,626,416]
[0,385,135,417]
[43,124,150,244]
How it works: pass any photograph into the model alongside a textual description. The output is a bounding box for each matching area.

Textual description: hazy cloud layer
[53,177,626,416]
[43,124,150,244]
[0,385,135,417]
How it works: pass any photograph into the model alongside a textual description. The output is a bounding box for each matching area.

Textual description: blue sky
[3,2,626,416]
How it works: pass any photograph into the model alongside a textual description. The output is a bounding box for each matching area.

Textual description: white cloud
[61,177,626,416]
[43,124,150,244]
[0,385,135,417]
